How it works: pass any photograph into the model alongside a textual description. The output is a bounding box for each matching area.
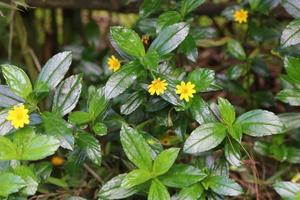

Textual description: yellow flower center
[176,81,196,102]
[233,9,248,24]
[141,35,150,45]
[6,104,30,129]
[148,78,168,96]
[107,55,121,72]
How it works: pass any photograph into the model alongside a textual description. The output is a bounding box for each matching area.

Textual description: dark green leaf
[0,110,13,136]
[281,0,300,18]
[225,139,241,167]
[148,179,170,200]
[110,26,145,58]
[42,112,74,150]
[152,148,180,176]
[120,92,143,115]
[281,19,300,48]
[0,172,26,197]
[149,23,190,56]
[88,87,108,120]
[36,51,72,90]
[226,40,246,60]
[207,176,243,196]
[140,50,160,70]
[180,0,205,17]
[284,56,300,84]
[121,169,152,188]
[184,123,227,154]
[188,68,215,92]
[236,110,283,137]
[217,97,236,126]
[120,124,153,170]
[104,62,141,99]
[160,164,207,188]
[157,11,181,33]
[189,96,217,124]
[0,85,25,108]
[92,122,107,136]
[52,74,82,116]
[139,0,162,17]
[1,64,32,99]
[179,34,198,62]
[98,174,140,199]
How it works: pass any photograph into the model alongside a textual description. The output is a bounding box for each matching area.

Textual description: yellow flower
[51,156,65,166]
[141,35,150,45]
[6,104,30,129]
[233,9,248,24]
[107,55,121,72]
[176,81,196,102]
[148,78,168,95]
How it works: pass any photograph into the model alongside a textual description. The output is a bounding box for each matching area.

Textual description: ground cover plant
[0,0,300,199]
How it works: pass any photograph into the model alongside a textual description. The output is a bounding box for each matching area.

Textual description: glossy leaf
[277,89,300,106]
[217,97,236,126]
[0,110,13,136]
[120,92,144,115]
[110,26,145,58]
[236,109,283,137]
[13,166,38,195]
[0,136,17,160]
[281,19,300,48]
[36,51,72,90]
[104,62,141,99]
[148,179,170,200]
[0,85,25,108]
[52,74,82,116]
[180,0,205,17]
[88,87,108,120]
[160,164,207,188]
[68,111,92,125]
[184,123,227,154]
[0,172,26,197]
[189,96,217,124]
[139,0,162,17]
[121,169,152,188]
[281,0,300,18]
[284,56,300,84]
[152,148,180,176]
[227,40,246,60]
[177,183,204,200]
[188,68,215,92]
[225,139,241,167]
[273,181,300,199]
[157,11,181,33]
[120,124,153,170]
[98,174,140,199]
[179,34,198,62]
[1,64,32,99]
[149,22,190,56]
[207,176,243,196]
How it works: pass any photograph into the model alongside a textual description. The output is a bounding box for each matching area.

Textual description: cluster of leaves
[1,0,300,199]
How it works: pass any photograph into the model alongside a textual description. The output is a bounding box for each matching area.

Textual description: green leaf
[225,139,241,167]
[0,172,26,197]
[157,11,181,33]
[184,123,227,154]
[120,92,144,115]
[98,174,140,199]
[139,0,162,17]
[249,0,280,12]
[189,96,217,124]
[110,26,145,58]
[92,122,107,136]
[226,40,246,60]
[281,0,300,18]
[188,68,215,92]
[104,62,141,99]
[21,134,60,160]
[121,169,152,188]
[160,78,185,107]
[273,181,300,199]
[207,176,243,196]
[279,112,300,131]
[227,123,243,143]
[179,34,198,62]
[152,148,180,176]
[177,183,204,200]
[180,0,205,17]
[0,110,13,136]
[281,19,300,48]
[217,97,236,126]
[148,179,170,200]
[284,56,300,84]
[13,166,38,195]
[236,109,283,137]
[76,133,102,166]
[88,87,108,120]
[159,164,207,188]
[42,112,74,150]
[120,124,153,170]
[0,136,17,160]
[52,75,82,116]
[0,85,25,108]
[36,51,72,90]
[140,50,160,70]
[149,22,190,56]
[68,111,92,125]
[277,89,300,106]
[1,64,32,99]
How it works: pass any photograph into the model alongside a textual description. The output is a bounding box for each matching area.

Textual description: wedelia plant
[1,0,300,199]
